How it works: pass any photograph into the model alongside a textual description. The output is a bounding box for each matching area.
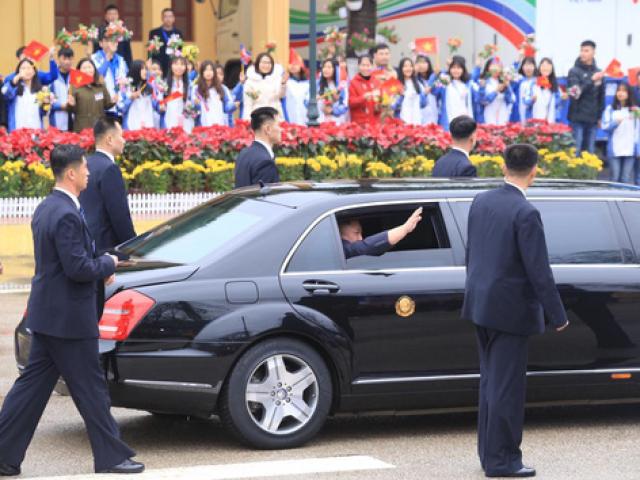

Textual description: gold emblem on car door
[395,295,415,317]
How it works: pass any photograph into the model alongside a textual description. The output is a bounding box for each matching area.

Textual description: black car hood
[105,259,198,298]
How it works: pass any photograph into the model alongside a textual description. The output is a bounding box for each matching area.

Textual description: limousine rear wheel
[220,338,332,449]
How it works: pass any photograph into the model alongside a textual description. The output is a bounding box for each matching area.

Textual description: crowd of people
[0,4,639,183]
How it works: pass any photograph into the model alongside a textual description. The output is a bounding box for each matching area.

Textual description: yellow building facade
[0,0,290,75]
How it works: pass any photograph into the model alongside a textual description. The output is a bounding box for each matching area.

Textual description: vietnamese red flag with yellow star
[380,77,404,96]
[414,36,438,55]
[23,40,49,62]
[69,69,94,88]
[627,67,640,86]
[604,58,624,78]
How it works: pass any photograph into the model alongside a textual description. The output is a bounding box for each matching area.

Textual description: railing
[0,192,220,218]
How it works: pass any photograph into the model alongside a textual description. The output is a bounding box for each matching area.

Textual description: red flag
[69,69,94,88]
[239,44,252,66]
[414,36,438,55]
[160,91,183,105]
[604,58,624,78]
[628,67,640,87]
[23,40,49,62]
[289,48,304,67]
[380,77,404,96]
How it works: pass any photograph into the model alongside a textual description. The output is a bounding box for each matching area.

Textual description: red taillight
[99,290,155,340]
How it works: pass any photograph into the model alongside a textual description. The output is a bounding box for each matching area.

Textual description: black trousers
[0,333,135,472]
[475,326,529,476]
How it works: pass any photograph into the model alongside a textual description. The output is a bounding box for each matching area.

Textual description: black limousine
[15,179,640,449]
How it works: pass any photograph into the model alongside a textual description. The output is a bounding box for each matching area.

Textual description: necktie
[79,207,96,254]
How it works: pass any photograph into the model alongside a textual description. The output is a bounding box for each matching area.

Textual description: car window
[119,195,289,264]
[451,199,625,264]
[619,201,640,261]
[338,203,455,270]
[286,216,343,272]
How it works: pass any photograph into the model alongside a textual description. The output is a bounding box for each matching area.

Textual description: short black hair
[581,40,596,49]
[250,106,279,131]
[504,144,538,175]
[449,115,477,140]
[93,116,120,141]
[161,7,174,16]
[16,46,25,59]
[58,47,74,58]
[104,3,118,12]
[50,144,86,181]
[371,43,390,55]
[357,54,373,65]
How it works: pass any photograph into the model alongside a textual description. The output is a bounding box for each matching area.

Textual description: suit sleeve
[100,163,136,245]
[516,207,568,328]
[254,159,280,184]
[54,212,116,282]
[343,231,391,259]
[460,162,477,177]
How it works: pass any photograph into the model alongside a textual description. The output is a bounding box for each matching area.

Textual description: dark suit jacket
[432,149,477,178]
[26,190,116,339]
[79,151,136,253]
[342,231,391,259]
[234,141,280,188]
[148,26,184,74]
[462,183,567,336]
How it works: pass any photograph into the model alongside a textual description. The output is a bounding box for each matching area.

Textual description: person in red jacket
[348,55,382,126]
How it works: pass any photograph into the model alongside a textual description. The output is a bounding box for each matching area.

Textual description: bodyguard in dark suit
[339,207,422,259]
[234,106,281,188]
[432,115,478,178]
[0,145,143,476]
[79,116,135,254]
[462,144,569,478]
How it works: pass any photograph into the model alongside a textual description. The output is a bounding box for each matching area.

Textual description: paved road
[1,293,639,479]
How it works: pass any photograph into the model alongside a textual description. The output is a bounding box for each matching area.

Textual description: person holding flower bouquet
[50,47,75,131]
[241,52,286,120]
[530,58,565,124]
[148,7,184,75]
[478,57,514,125]
[193,60,236,127]
[284,61,309,125]
[393,58,427,125]
[158,56,192,130]
[316,59,348,124]
[601,82,638,184]
[66,58,115,132]
[432,56,477,131]
[92,28,128,114]
[349,55,382,126]
[1,58,49,131]
[511,56,537,124]
[92,4,133,69]
[415,55,438,125]
[120,60,155,130]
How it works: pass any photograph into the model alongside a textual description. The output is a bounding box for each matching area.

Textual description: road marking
[32,455,395,479]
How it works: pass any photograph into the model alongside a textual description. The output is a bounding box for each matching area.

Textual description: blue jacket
[392,79,427,118]
[432,66,481,130]
[79,151,136,253]
[27,189,116,339]
[4,58,59,87]
[462,183,568,336]
[342,231,390,259]
[1,81,44,131]
[191,84,236,127]
[432,149,477,177]
[601,104,640,158]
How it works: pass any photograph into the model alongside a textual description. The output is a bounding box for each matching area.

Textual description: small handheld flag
[69,69,94,88]
[289,47,304,68]
[240,44,252,66]
[380,78,404,96]
[628,67,640,87]
[23,40,49,62]
[604,59,624,78]
[414,37,438,55]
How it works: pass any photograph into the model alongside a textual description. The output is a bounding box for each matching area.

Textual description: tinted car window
[287,216,343,272]
[620,201,640,260]
[451,199,624,264]
[339,204,455,270]
[119,196,288,264]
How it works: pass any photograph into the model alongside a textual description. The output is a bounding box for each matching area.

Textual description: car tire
[219,337,332,449]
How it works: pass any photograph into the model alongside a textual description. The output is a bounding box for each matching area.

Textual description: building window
[54,0,142,41]
[172,0,193,42]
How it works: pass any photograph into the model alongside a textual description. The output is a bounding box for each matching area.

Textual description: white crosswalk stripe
[30,455,395,480]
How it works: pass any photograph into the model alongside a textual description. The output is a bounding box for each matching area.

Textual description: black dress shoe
[486,465,536,478]
[98,459,145,474]
[0,463,20,476]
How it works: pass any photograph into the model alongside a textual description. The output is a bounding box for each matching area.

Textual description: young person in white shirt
[602,82,639,184]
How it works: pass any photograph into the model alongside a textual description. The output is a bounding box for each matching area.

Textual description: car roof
[231,178,640,208]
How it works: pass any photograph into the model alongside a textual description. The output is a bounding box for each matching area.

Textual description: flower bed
[0,120,602,197]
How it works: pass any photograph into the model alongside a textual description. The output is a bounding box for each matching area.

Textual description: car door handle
[302,280,340,295]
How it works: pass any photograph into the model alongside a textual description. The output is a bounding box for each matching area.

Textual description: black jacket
[234,141,280,188]
[148,26,184,74]
[432,149,477,178]
[567,58,605,124]
[462,183,567,336]
[26,190,115,339]
[79,151,136,253]
[342,231,391,259]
